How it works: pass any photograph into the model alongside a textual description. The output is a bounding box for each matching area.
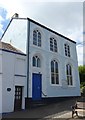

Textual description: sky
[0,0,84,65]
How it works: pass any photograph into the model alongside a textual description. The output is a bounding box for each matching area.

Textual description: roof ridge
[0,41,25,54]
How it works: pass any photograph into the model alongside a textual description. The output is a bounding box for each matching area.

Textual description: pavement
[1,97,85,120]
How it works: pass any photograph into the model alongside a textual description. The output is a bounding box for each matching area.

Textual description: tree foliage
[78,65,85,83]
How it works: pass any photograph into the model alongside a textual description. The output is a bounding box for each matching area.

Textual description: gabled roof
[0,42,26,56]
[1,17,76,44]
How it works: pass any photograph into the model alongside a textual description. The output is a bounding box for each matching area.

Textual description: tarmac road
[2,97,85,120]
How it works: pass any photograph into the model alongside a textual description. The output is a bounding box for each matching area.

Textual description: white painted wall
[14,54,27,98]
[29,21,80,98]
[2,51,15,113]
[1,50,26,113]
[2,18,27,54]
[1,18,27,113]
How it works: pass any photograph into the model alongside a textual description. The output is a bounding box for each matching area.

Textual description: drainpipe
[26,18,30,98]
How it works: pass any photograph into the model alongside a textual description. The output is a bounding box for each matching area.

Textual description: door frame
[14,86,22,111]
[32,73,42,100]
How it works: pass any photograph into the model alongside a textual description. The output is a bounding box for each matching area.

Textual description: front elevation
[29,23,80,99]
[1,16,80,112]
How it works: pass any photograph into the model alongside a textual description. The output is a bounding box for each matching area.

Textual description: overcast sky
[0,0,84,65]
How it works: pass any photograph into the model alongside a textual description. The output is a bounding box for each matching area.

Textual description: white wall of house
[29,21,80,98]
[2,18,27,54]
[14,54,27,109]
[1,50,26,113]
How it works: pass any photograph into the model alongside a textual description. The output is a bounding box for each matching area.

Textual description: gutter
[27,18,30,98]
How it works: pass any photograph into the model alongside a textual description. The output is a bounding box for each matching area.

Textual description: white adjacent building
[0,42,27,113]
[0,15,80,113]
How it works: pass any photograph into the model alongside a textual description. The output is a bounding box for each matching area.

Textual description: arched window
[64,44,70,57]
[33,30,41,47]
[32,56,41,67]
[33,30,37,45]
[37,58,41,67]
[50,37,57,52]
[66,64,73,85]
[51,60,59,84]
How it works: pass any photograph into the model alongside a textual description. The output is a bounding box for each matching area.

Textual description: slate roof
[0,42,25,55]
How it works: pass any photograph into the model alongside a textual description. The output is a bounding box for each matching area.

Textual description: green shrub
[81,86,85,96]
[80,82,85,88]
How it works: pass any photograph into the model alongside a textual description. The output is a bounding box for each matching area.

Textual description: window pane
[54,42,57,52]
[54,44,57,52]
[33,30,37,35]
[38,32,41,38]
[54,48,57,52]
[65,49,67,53]
[33,39,37,45]
[33,31,37,37]
[33,30,41,47]
[55,74,59,84]
[68,52,70,57]
[50,40,53,44]
[69,65,72,75]
[64,44,70,57]
[38,39,41,46]
[51,60,59,84]
[55,62,58,73]
[67,76,69,85]
[51,73,55,84]
[68,46,70,51]
[38,42,41,47]
[70,76,73,85]
[51,61,54,72]
[54,39,57,46]
[33,57,36,66]
[66,65,69,75]
[50,47,53,51]
[37,58,41,67]
[65,53,67,56]
[50,38,53,51]
[66,64,73,85]
[38,32,41,46]
[65,48,67,56]
[33,31,37,45]
[50,38,57,53]
[64,44,66,47]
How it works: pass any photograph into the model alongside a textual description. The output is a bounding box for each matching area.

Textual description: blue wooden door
[32,73,42,100]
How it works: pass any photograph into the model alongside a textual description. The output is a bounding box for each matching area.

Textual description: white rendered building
[0,42,27,113]
[1,15,80,113]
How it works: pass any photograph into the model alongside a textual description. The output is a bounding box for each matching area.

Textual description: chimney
[12,13,19,18]
[14,13,19,18]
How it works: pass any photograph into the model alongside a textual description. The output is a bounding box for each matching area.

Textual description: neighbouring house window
[33,30,41,47]
[51,60,59,84]
[33,56,41,67]
[50,37,57,52]
[64,44,70,57]
[66,64,73,85]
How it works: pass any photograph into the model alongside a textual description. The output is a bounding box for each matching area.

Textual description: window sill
[67,85,75,87]
[51,84,61,87]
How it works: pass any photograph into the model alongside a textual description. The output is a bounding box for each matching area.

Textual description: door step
[29,100,47,108]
